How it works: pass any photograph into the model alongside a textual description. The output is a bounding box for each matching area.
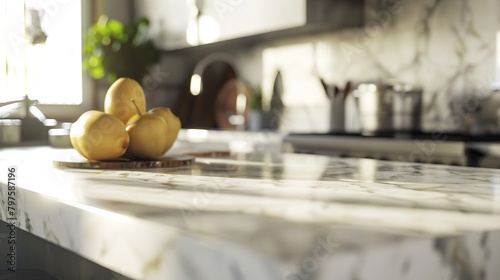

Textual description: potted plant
[82,15,161,84]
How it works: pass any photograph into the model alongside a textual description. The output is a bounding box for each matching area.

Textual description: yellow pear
[148,107,181,152]
[126,113,141,126]
[104,77,146,124]
[125,101,169,160]
[70,110,129,160]
[126,115,169,160]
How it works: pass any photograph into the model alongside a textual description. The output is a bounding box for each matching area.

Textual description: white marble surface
[1,141,500,279]
[260,0,500,133]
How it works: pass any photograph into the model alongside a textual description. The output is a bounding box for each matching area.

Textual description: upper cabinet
[135,0,364,51]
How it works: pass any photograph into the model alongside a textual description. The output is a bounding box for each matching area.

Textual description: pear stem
[131,99,142,116]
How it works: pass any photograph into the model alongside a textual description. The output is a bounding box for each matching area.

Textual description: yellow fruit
[125,114,169,160]
[126,113,141,126]
[104,77,146,124]
[148,107,181,152]
[70,110,129,160]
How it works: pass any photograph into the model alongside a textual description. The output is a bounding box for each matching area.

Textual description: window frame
[29,0,95,122]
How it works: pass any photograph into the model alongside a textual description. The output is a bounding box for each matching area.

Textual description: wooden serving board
[184,151,231,158]
[53,155,194,169]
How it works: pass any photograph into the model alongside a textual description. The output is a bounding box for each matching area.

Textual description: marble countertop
[1,137,500,279]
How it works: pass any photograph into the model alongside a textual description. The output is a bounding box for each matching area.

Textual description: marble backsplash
[257,0,500,133]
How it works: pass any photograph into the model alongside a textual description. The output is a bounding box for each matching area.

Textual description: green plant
[83,15,161,83]
[250,87,263,111]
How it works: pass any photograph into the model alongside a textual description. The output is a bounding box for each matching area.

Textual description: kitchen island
[0,133,499,280]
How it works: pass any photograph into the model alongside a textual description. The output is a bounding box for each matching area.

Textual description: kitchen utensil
[48,128,72,148]
[320,79,348,132]
[392,84,422,132]
[354,83,422,133]
[53,155,194,169]
[354,83,394,133]
[329,96,345,132]
[334,86,341,99]
[344,81,352,101]
[270,71,285,130]
[320,78,329,98]
[0,119,21,144]
[319,77,336,100]
[467,88,500,134]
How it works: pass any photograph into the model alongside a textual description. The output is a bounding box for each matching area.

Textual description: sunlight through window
[1,0,82,105]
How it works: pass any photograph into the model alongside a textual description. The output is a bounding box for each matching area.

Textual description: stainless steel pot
[392,84,422,132]
[354,83,422,133]
[354,83,394,133]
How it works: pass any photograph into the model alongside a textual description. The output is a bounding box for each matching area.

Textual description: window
[1,0,92,120]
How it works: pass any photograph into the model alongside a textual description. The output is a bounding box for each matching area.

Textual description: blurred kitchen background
[2,0,500,166]
[137,0,500,134]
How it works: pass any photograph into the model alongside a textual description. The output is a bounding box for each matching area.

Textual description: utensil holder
[329,97,345,132]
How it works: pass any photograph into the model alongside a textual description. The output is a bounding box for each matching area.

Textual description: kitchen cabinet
[135,0,364,52]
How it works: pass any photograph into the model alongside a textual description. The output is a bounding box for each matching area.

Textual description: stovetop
[284,132,500,168]
[289,131,500,143]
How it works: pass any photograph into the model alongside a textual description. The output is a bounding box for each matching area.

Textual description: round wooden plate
[53,156,195,169]
[184,151,231,158]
